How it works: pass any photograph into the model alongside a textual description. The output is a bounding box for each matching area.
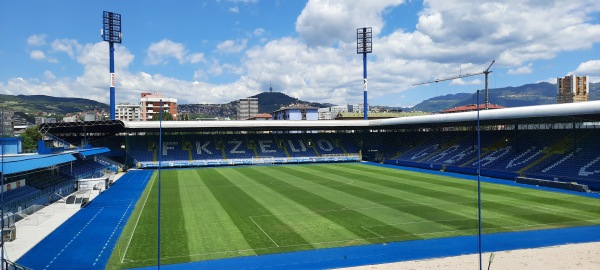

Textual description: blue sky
[1,0,600,108]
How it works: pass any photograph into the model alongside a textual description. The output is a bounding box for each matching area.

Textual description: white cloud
[43,70,56,80]
[571,60,600,75]
[413,0,600,66]
[193,69,206,81]
[296,0,405,47]
[4,0,600,107]
[538,78,558,84]
[216,39,248,54]
[188,53,205,64]
[51,39,83,58]
[253,28,265,36]
[507,63,533,75]
[145,39,205,65]
[6,41,238,104]
[30,50,46,60]
[450,78,482,86]
[229,6,239,13]
[570,59,600,82]
[27,34,47,46]
[241,37,362,104]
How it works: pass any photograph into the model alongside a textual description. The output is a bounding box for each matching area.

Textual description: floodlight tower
[357,27,372,120]
[101,11,122,120]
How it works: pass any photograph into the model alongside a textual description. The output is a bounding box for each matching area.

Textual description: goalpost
[251,156,275,165]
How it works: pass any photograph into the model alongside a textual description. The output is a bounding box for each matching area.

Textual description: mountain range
[405,82,599,112]
[1,82,598,120]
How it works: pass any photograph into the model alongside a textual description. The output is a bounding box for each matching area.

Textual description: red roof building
[247,113,273,120]
[442,104,505,113]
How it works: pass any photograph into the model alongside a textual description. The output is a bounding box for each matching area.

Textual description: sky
[1,0,600,108]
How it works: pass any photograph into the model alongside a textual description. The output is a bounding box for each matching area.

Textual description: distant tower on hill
[269,82,273,93]
[557,75,589,103]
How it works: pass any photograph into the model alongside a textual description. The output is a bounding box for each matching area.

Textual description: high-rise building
[140,92,178,121]
[116,103,142,121]
[557,75,589,103]
[237,98,259,120]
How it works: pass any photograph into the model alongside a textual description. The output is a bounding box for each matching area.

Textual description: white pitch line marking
[249,216,280,247]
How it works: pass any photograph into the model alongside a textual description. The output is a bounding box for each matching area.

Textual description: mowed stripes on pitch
[108,163,600,269]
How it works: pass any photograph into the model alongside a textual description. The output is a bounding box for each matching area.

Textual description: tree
[20,126,42,151]
[152,111,174,121]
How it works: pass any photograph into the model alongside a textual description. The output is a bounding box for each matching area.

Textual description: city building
[140,92,178,121]
[63,115,79,123]
[116,103,142,121]
[13,125,32,136]
[62,116,78,123]
[34,117,56,125]
[318,105,350,120]
[13,114,30,125]
[335,111,427,120]
[84,113,102,121]
[442,104,505,113]
[348,103,368,114]
[237,98,259,120]
[272,104,318,120]
[247,113,272,120]
[0,137,21,154]
[0,110,14,136]
[317,108,334,120]
[557,75,589,103]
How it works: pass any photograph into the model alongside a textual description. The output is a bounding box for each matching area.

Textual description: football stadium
[1,100,600,269]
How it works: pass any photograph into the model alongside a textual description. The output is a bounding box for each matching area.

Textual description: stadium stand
[1,148,114,214]
[119,132,361,168]
[379,128,600,190]
[36,101,600,191]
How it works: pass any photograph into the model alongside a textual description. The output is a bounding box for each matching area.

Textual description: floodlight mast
[102,11,122,120]
[357,27,372,120]
[413,60,495,109]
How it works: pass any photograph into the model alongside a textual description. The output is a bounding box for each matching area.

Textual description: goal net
[251,156,275,165]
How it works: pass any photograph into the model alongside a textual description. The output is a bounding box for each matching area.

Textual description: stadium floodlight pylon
[101,11,122,120]
[357,27,372,120]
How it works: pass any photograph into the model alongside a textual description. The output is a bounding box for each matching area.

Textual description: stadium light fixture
[357,27,372,120]
[102,11,122,120]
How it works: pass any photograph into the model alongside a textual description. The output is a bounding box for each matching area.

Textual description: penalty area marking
[249,216,280,247]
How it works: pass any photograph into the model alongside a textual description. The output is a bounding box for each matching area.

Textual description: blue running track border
[136,225,600,270]
[17,170,153,270]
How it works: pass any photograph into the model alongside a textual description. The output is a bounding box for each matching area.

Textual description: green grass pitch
[107,163,600,269]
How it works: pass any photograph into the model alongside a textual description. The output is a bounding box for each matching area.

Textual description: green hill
[179,92,333,118]
[0,94,109,115]
[249,92,333,113]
